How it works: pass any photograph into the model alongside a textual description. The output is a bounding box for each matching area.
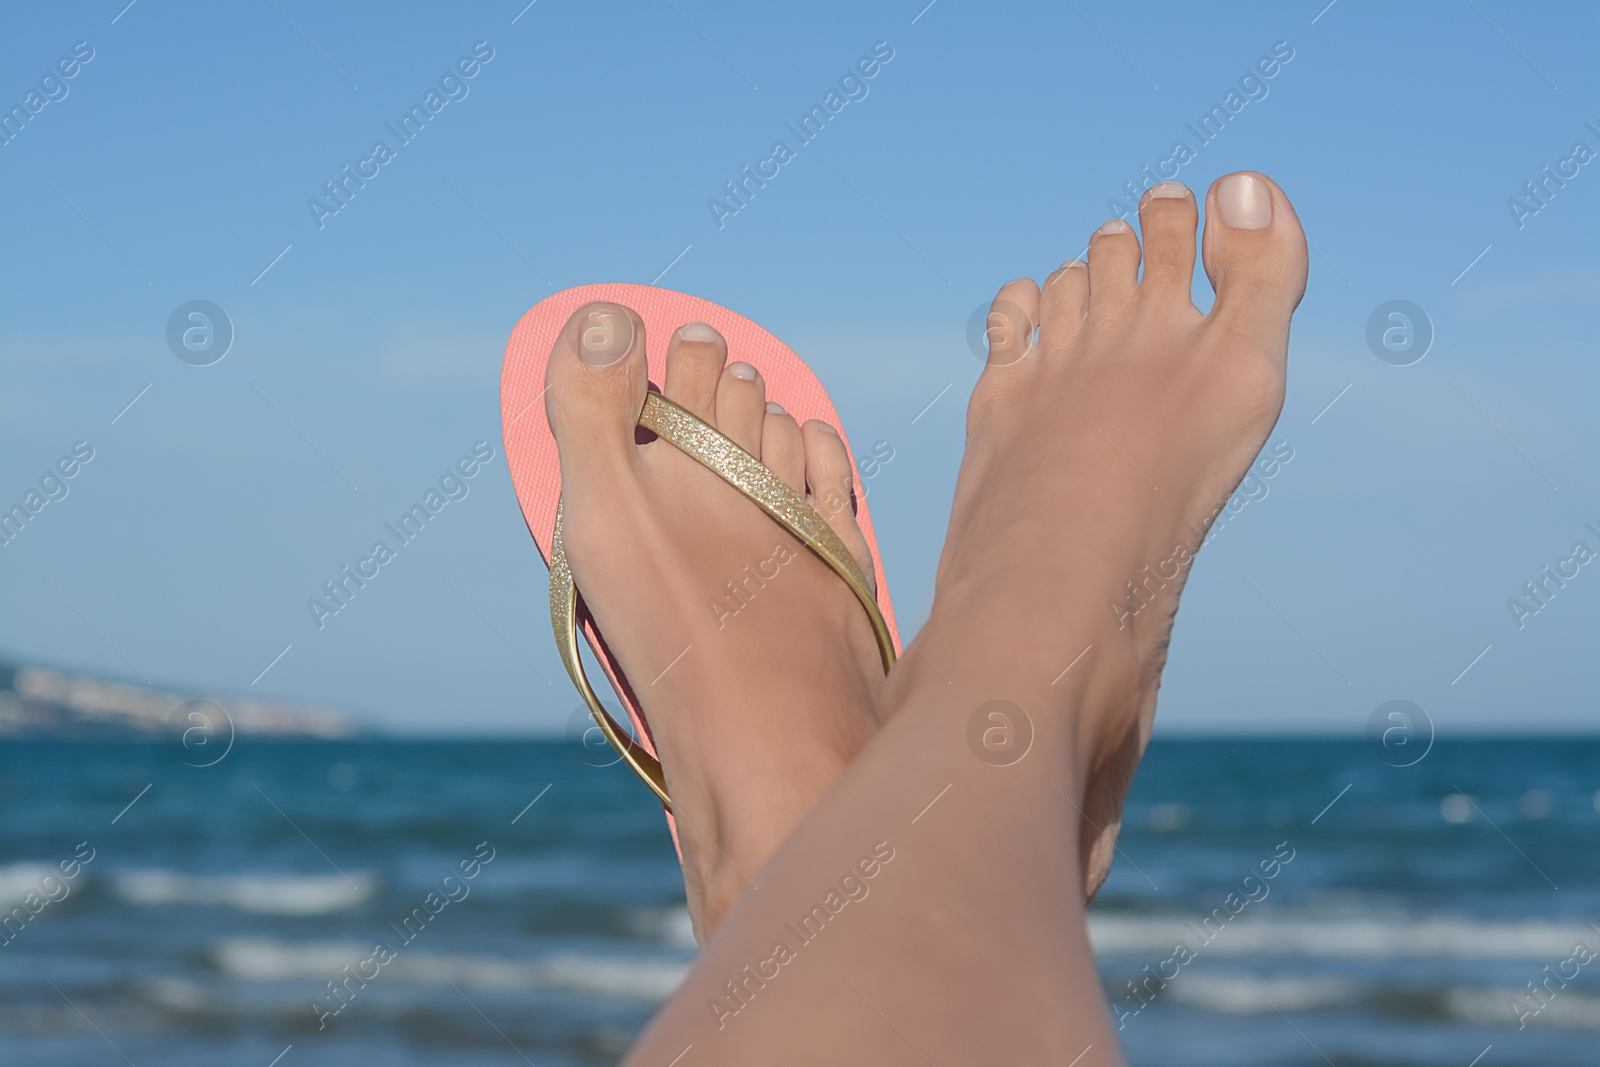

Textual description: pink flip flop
[500,283,901,829]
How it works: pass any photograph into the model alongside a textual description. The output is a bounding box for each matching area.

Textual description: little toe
[801,420,874,590]
[714,360,767,456]
[761,402,805,493]
[981,277,1041,368]
[1137,181,1199,302]
[1201,171,1309,344]
[664,322,728,420]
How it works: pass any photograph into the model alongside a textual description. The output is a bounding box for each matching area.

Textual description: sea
[1,738,1595,1066]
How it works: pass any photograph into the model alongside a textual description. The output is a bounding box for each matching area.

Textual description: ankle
[887,607,1147,794]
[688,815,785,941]
[695,864,745,940]
[678,731,867,941]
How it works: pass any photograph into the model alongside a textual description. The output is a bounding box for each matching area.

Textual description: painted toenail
[1216,174,1272,230]
[579,310,634,366]
[1148,181,1188,199]
[679,321,719,343]
[729,361,757,381]
[1098,219,1130,235]
[765,401,786,415]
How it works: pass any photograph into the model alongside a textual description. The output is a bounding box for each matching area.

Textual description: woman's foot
[925,172,1308,898]
[545,303,886,940]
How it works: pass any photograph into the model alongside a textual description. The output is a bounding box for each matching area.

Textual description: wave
[1446,987,1600,1030]
[214,937,688,1001]
[112,870,375,915]
[1165,974,1360,1014]
[0,862,60,910]
[1088,910,1598,959]
[536,954,689,1000]
[1152,974,1600,1030]
[624,906,697,947]
[192,941,1600,1031]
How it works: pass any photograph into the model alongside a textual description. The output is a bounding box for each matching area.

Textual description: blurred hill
[0,655,363,739]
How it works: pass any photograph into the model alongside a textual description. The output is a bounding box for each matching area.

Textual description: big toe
[545,301,650,480]
[1201,172,1309,346]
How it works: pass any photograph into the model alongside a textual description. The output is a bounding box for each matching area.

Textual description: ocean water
[0,739,1595,1066]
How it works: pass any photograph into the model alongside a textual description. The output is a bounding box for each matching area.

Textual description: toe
[801,420,874,590]
[761,403,805,493]
[663,321,727,420]
[714,360,767,456]
[1136,181,1199,301]
[1038,260,1088,348]
[982,277,1040,368]
[1086,218,1141,315]
[1201,171,1309,342]
[544,301,649,480]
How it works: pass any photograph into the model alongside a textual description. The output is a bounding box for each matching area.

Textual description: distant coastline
[0,655,363,740]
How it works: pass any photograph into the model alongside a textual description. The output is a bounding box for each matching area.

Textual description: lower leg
[624,595,1136,1066]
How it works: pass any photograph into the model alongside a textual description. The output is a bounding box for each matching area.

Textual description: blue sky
[2,0,1595,736]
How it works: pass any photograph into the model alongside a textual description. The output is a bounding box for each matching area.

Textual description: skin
[545,170,1307,1060]
[544,301,888,941]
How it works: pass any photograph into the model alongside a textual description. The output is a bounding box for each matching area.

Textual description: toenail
[816,422,839,436]
[579,310,634,366]
[765,401,786,415]
[1216,174,1272,230]
[1097,219,1130,235]
[729,361,757,381]
[678,321,719,343]
[1148,181,1188,200]
[1061,259,1087,270]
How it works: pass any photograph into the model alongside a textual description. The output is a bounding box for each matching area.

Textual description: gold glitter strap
[551,391,897,811]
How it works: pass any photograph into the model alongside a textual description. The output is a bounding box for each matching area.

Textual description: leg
[627,630,1128,1064]
[625,172,1308,1062]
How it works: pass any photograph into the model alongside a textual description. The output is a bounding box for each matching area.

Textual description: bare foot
[545,304,886,940]
[930,172,1307,898]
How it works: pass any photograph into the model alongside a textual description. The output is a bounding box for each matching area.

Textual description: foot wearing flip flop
[913,172,1308,898]
[545,303,886,940]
